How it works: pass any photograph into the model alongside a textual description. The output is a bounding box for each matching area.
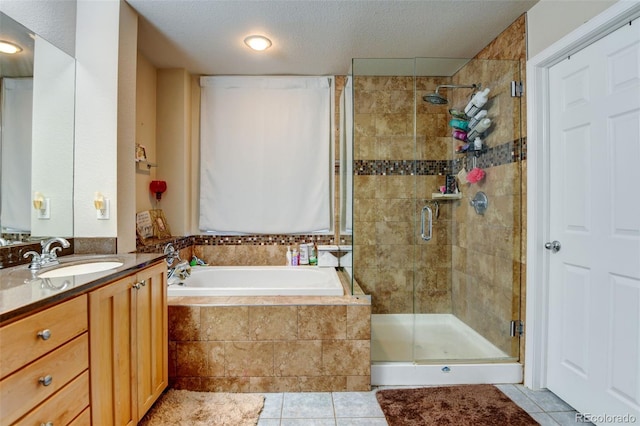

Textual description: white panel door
[548,18,640,423]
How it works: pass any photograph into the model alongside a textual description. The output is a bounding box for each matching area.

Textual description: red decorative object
[150,180,167,200]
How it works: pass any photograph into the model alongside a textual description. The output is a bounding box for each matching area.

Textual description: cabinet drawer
[15,370,89,426]
[68,407,91,426]
[0,295,87,379]
[0,333,88,426]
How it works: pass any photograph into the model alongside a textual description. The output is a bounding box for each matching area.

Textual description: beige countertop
[0,253,166,323]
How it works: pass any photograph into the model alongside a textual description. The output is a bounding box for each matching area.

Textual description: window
[199,76,333,234]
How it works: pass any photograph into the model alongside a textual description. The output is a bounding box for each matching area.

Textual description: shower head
[423,92,448,105]
[422,83,480,105]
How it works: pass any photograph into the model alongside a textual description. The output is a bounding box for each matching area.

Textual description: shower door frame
[352,57,524,367]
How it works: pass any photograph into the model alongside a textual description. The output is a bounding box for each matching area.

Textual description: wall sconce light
[94,192,110,220]
[243,35,272,51]
[150,180,167,201]
[33,191,50,219]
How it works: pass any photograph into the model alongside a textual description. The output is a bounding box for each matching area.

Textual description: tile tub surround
[168,294,371,393]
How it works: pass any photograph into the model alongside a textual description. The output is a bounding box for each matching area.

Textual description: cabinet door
[89,275,137,426]
[135,262,168,420]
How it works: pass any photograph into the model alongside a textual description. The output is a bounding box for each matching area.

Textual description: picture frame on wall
[135,144,147,162]
[136,209,172,244]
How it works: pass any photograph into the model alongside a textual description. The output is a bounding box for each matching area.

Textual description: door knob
[545,240,561,253]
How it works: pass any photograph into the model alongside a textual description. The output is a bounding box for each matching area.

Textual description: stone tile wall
[352,75,455,314]
[168,295,371,392]
[449,15,526,356]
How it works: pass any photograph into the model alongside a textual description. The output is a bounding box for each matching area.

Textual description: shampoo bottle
[292,246,299,266]
[299,243,309,265]
[452,129,467,141]
[464,88,490,117]
[449,118,469,131]
[286,246,292,266]
[466,118,491,141]
[467,110,487,130]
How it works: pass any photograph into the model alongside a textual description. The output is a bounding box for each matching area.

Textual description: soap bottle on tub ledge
[309,243,318,266]
[286,246,293,266]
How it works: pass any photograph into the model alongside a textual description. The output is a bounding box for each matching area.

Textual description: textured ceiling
[127,0,538,76]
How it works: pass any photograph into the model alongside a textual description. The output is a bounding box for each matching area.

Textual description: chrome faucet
[42,237,70,258]
[164,243,191,284]
[0,238,8,246]
[24,237,71,270]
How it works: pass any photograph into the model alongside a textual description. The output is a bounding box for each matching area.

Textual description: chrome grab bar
[421,205,433,241]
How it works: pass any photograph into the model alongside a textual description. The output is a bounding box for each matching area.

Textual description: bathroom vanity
[0,253,167,426]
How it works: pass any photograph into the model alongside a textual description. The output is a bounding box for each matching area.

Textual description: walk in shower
[346,57,524,385]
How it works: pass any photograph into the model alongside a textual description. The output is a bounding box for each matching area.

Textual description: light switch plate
[97,199,110,220]
[37,198,51,219]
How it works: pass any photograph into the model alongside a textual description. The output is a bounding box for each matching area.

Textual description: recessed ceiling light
[244,35,272,51]
[0,40,22,55]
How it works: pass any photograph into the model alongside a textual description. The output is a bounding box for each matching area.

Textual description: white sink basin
[39,261,124,278]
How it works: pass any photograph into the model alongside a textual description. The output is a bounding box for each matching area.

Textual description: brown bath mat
[139,389,264,425]
[376,384,539,425]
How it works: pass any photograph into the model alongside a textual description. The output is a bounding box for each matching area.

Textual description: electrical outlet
[97,199,110,220]
[37,198,51,220]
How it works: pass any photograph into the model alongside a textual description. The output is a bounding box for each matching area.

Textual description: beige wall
[135,53,158,212]
[527,0,617,58]
[156,69,193,236]
[74,0,137,252]
[116,1,138,253]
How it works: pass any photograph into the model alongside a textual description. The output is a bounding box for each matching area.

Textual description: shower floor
[371,313,510,362]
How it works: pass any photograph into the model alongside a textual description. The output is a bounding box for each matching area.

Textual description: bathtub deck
[168,294,369,307]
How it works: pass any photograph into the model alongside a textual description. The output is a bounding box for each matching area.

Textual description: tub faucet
[0,238,8,246]
[168,260,191,285]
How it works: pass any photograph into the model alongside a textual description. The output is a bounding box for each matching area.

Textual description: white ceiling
[126,0,538,76]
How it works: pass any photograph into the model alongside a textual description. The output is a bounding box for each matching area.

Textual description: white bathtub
[167,266,345,297]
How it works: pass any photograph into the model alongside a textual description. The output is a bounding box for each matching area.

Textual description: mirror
[0,12,75,247]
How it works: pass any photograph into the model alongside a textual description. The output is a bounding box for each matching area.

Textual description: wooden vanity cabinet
[0,295,89,426]
[89,262,168,426]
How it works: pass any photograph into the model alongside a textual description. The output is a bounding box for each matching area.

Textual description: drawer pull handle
[39,375,53,386]
[37,329,52,340]
[41,422,53,426]
[139,280,146,287]
[133,283,141,290]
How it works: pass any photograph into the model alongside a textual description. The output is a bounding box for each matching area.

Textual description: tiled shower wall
[352,75,457,314]
[450,15,527,356]
[352,14,527,358]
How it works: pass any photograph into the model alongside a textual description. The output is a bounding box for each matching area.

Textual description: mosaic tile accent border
[192,234,350,246]
[135,236,194,253]
[135,234,352,252]
[354,138,525,176]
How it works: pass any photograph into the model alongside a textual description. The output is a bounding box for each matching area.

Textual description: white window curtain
[199,76,332,234]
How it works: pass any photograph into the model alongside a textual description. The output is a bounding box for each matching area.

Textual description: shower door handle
[421,205,433,241]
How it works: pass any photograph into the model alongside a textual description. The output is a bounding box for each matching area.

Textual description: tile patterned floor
[257,384,594,425]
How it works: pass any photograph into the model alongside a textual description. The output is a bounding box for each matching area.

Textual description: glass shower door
[352,57,523,365]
